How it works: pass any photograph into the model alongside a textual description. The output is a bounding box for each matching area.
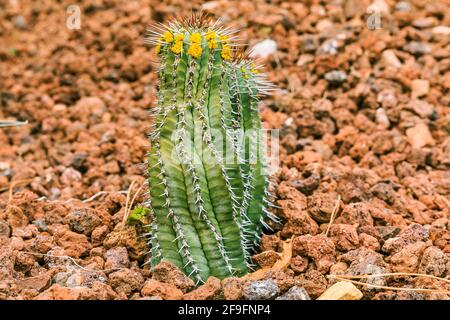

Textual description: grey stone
[276,286,310,300]
[243,279,280,300]
[0,221,11,238]
[325,70,347,83]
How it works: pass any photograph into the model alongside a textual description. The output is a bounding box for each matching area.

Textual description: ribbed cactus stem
[145,15,275,283]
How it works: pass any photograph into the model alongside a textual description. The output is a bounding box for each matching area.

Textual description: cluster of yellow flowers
[171,33,184,54]
[155,30,234,60]
[249,63,259,74]
[220,35,232,60]
[187,32,203,58]
[205,31,218,49]
[240,63,260,79]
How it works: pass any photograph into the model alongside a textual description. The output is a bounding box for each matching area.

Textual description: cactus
[145,15,275,284]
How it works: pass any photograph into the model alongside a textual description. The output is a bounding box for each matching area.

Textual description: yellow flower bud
[154,44,161,55]
[208,40,218,49]
[174,33,185,42]
[221,45,232,60]
[219,35,229,43]
[163,31,173,43]
[205,31,216,41]
[188,43,202,58]
[171,41,183,54]
[189,32,202,44]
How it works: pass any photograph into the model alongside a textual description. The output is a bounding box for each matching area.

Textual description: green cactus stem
[145,15,276,283]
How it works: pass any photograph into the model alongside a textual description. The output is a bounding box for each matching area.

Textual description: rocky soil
[0,0,449,300]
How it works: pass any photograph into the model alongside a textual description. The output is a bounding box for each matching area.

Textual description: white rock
[406,123,435,149]
[432,26,450,35]
[317,281,363,300]
[368,0,390,15]
[382,50,402,68]
[201,1,220,11]
[376,108,390,128]
[249,39,278,59]
[407,99,434,118]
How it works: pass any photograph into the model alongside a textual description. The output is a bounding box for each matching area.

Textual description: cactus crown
[145,14,276,284]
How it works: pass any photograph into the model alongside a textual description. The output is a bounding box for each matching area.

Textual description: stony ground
[0,0,449,300]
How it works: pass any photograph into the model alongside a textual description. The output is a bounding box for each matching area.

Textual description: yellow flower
[163,31,173,43]
[221,45,232,60]
[208,40,218,49]
[249,62,259,73]
[190,32,202,43]
[154,44,161,55]
[188,43,202,58]
[205,31,216,41]
[174,33,185,42]
[240,67,247,73]
[219,35,229,43]
[171,41,183,54]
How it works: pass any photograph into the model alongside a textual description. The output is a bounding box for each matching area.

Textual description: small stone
[222,277,243,300]
[368,0,390,15]
[329,224,360,252]
[406,123,435,149]
[35,284,83,300]
[390,242,428,273]
[382,50,402,68]
[243,279,280,300]
[276,286,310,300]
[183,277,222,300]
[395,1,411,11]
[376,108,390,128]
[104,247,129,270]
[57,230,91,258]
[12,226,35,239]
[65,209,102,236]
[324,70,347,84]
[5,205,29,228]
[252,250,280,268]
[0,221,11,238]
[418,246,447,277]
[109,269,145,295]
[382,223,429,254]
[60,167,82,185]
[411,80,430,98]
[293,235,336,273]
[13,15,26,30]
[91,225,109,246]
[359,233,381,251]
[74,96,106,117]
[307,192,341,223]
[375,226,400,240]
[406,99,434,118]
[317,281,363,300]
[290,256,308,273]
[141,279,183,300]
[404,42,431,56]
[249,39,277,59]
[319,39,339,55]
[412,17,436,28]
[15,273,51,292]
[432,26,450,36]
[296,270,327,299]
[152,260,195,293]
[32,219,48,232]
[103,223,147,260]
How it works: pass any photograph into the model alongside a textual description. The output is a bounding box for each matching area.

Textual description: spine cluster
[146,16,274,283]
